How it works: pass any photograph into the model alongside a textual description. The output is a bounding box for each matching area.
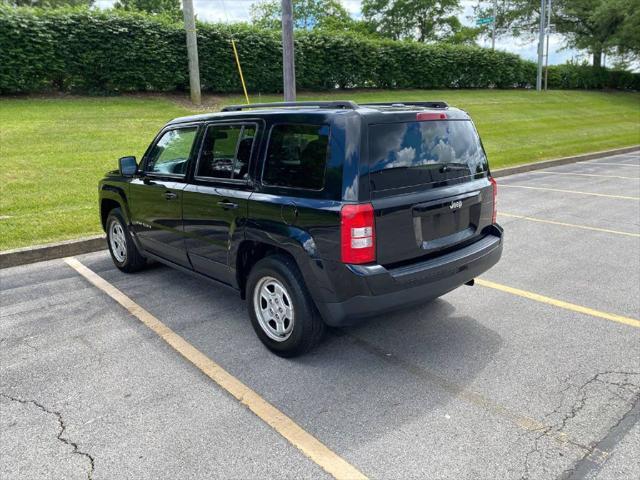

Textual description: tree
[361,0,465,43]
[8,0,94,6]
[592,0,640,61]
[472,0,538,39]
[443,21,482,45]
[114,0,181,19]
[250,0,351,30]
[555,0,618,68]
[474,0,640,67]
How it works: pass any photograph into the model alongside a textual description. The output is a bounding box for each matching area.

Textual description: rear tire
[246,255,325,357]
[106,208,146,273]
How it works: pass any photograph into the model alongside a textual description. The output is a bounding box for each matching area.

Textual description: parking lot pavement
[0,261,330,480]
[1,152,639,479]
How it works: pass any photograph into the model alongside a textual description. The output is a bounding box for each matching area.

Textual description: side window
[146,127,197,176]
[196,124,256,180]
[262,124,330,190]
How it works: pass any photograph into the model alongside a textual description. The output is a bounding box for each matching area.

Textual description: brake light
[417,112,447,121]
[341,203,375,264]
[490,176,497,223]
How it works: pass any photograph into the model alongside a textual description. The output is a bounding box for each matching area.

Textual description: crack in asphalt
[0,393,95,480]
[338,329,594,452]
[559,391,640,480]
[519,371,640,480]
[521,426,556,480]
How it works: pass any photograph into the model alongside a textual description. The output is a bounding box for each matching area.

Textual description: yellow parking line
[476,278,640,329]
[530,171,639,180]
[500,184,640,200]
[64,257,368,480]
[499,213,640,238]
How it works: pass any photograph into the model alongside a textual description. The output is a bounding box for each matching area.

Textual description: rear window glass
[368,120,488,191]
[263,124,330,190]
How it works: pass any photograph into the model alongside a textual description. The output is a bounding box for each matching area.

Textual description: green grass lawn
[1,90,639,251]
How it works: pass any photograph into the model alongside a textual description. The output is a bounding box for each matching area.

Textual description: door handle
[164,191,178,200]
[217,200,239,210]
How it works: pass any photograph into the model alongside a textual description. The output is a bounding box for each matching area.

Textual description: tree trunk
[592,49,602,68]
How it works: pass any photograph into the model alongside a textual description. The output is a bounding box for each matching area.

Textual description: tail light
[341,203,375,264]
[489,176,498,224]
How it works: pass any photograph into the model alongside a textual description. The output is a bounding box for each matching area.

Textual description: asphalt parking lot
[1,152,639,480]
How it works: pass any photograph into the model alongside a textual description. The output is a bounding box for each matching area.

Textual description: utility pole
[183,0,201,105]
[544,0,552,91]
[536,0,546,91]
[281,0,296,101]
[491,0,497,50]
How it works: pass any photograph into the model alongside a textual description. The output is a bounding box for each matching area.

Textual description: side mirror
[118,156,138,177]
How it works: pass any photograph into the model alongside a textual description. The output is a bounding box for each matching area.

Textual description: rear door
[129,125,199,267]
[182,122,259,285]
[367,118,494,266]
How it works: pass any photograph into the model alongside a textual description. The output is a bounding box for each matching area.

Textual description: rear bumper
[315,225,503,326]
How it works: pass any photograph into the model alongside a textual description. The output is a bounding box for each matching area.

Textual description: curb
[2,145,639,269]
[0,235,106,269]
[492,145,639,178]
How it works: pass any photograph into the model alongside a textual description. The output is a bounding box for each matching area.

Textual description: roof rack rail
[221,101,359,112]
[361,101,449,109]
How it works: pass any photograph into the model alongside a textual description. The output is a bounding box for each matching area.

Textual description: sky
[95,0,588,65]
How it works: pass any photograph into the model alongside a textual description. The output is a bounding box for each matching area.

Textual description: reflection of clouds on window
[161,130,178,146]
[385,146,416,168]
[369,123,407,169]
[432,140,454,164]
[368,120,488,191]
[418,121,484,173]
[419,122,446,158]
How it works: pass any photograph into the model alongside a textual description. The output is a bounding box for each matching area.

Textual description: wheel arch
[235,240,300,300]
[100,184,131,231]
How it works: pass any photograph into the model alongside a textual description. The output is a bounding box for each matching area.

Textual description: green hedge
[1,7,638,94]
[546,64,640,90]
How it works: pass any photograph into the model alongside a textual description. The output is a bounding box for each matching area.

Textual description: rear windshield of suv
[368,120,488,192]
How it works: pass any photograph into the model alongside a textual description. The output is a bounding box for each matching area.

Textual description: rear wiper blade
[439,163,470,172]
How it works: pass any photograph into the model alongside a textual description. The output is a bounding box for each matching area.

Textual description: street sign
[476,17,494,26]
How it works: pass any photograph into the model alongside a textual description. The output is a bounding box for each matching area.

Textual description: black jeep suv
[99,101,503,356]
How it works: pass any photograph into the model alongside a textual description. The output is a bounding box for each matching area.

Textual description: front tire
[106,208,146,273]
[247,255,325,357]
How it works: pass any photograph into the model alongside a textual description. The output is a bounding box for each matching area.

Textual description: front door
[129,125,199,267]
[182,122,259,285]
